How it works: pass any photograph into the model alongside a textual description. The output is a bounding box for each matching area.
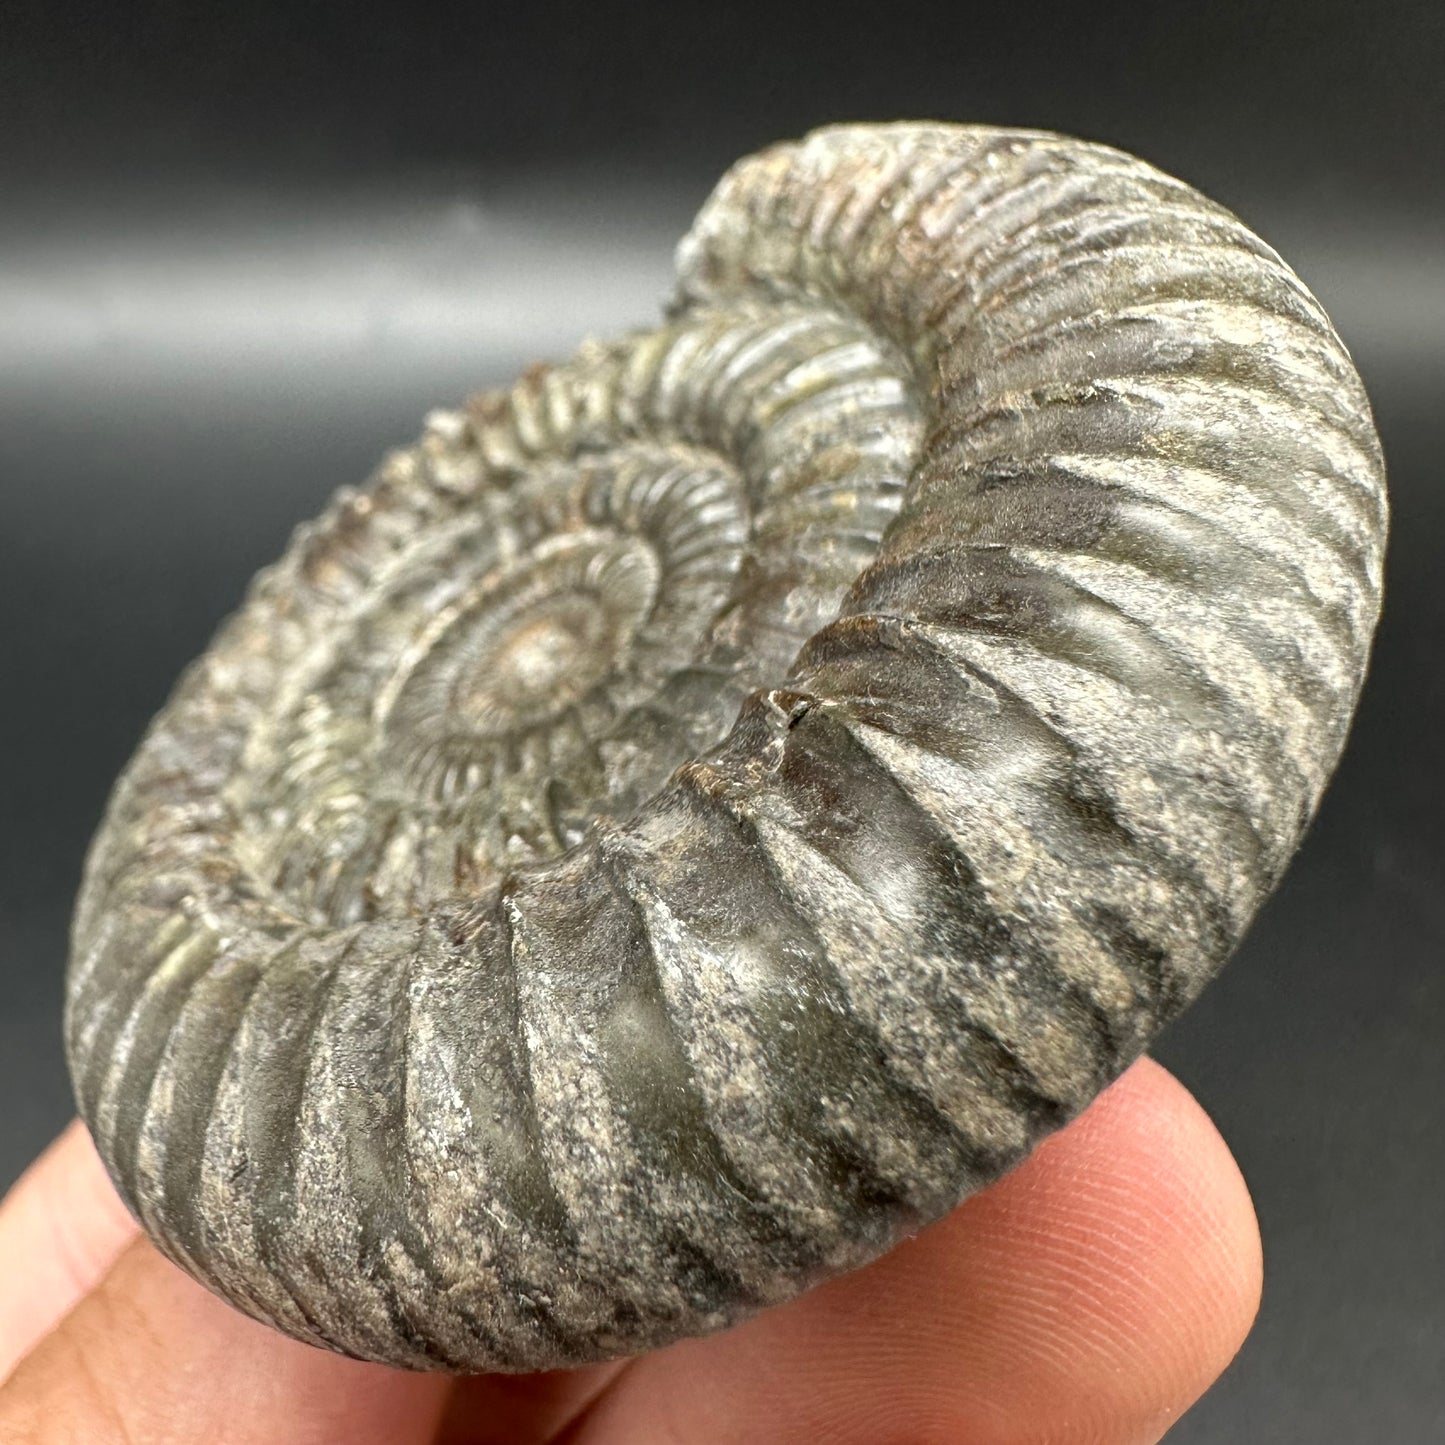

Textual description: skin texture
[0,1060,1262,1444]
[64,123,1384,1368]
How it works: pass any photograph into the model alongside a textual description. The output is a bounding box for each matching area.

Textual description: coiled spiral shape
[65,124,1387,1370]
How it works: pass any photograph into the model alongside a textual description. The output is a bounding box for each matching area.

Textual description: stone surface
[64,123,1387,1371]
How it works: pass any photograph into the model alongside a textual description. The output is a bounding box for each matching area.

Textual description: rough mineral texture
[64,123,1388,1371]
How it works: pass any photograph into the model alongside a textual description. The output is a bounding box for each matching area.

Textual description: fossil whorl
[65,123,1387,1371]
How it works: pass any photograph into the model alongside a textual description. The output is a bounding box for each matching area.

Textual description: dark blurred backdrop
[2,3,1442,1439]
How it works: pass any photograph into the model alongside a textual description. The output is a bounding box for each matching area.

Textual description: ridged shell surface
[65,123,1387,1370]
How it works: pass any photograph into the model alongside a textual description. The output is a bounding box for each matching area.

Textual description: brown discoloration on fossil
[66,123,1386,1371]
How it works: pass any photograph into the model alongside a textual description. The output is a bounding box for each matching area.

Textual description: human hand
[0,1058,1259,1444]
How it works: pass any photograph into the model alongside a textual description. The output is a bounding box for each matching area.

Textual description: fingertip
[0,1121,140,1381]
[970,1057,1263,1442]
[570,1058,1262,1445]
[836,1057,1264,1444]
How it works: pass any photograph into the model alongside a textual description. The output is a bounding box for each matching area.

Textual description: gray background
[2,2,1442,1438]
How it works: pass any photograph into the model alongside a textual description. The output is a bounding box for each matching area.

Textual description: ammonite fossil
[65,123,1387,1371]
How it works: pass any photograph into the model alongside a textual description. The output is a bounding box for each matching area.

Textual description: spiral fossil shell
[65,123,1387,1370]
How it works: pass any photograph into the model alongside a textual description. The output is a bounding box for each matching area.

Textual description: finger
[0,1237,451,1445]
[0,1121,139,1380]
[0,1127,612,1445]
[563,1058,1262,1445]
[434,1364,625,1445]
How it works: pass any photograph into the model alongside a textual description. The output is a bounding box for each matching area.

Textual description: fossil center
[408,530,663,740]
